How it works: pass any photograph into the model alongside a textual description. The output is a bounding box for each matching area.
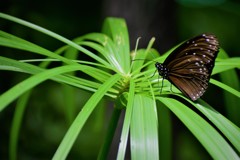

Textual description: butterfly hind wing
[168,73,209,101]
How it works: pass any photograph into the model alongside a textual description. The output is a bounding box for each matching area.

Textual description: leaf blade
[53,74,121,160]
[130,94,159,160]
[158,97,239,160]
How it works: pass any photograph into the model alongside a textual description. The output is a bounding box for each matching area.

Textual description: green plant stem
[97,107,122,160]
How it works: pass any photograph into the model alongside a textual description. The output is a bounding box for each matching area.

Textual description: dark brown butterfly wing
[164,33,219,101]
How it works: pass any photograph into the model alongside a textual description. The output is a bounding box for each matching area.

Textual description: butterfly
[155,33,219,101]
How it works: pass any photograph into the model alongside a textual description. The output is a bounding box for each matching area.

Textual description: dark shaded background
[0,0,239,159]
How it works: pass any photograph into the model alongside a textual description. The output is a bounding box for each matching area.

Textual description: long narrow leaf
[218,50,240,126]
[157,102,172,160]
[117,80,135,160]
[0,64,101,111]
[0,56,118,96]
[9,92,31,160]
[97,107,122,160]
[52,74,121,160]
[0,31,77,64]
[130,94,159,160]
[158,97,239,159]
[0,13,109,66]
[196,100,240,152]
[102,18,130,73]
[210,79,240,98]
[75,33,121,73]
[175,94,240,153]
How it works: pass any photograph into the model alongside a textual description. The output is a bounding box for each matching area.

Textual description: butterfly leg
[160,78,164,94]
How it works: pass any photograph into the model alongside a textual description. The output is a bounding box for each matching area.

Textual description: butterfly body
[155,62,169,79]
[156,33,219,101]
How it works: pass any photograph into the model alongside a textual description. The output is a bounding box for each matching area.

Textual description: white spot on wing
[195,62,200,66]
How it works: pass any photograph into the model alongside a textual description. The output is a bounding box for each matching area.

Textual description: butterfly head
[155,62,169,79]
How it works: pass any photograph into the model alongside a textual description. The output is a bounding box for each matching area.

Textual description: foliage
[0,12,240,159]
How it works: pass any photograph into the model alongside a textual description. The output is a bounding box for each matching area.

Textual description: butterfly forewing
[165,34,218,67]
[162,33,219,101]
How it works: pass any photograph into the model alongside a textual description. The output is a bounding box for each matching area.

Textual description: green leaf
[76,34,121,73]
[9,92,31,160]
[0,13,109,66]
[175,94,240,153]
[0,64,90,111]
[98,108,122,160]
[157,101,172,160]
[213,57,240,74]
[102,17,130,74]
[117,80,135,160]
[53,74,122,160]
[158,97,239,159]
[196,100,240,153]
[130,94,159,160]
[210,79,240,98]
[0,30,75,65]
[0,56,118,97]
[218,50,240,126]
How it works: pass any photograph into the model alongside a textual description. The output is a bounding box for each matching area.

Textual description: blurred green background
[0,0,239,159]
